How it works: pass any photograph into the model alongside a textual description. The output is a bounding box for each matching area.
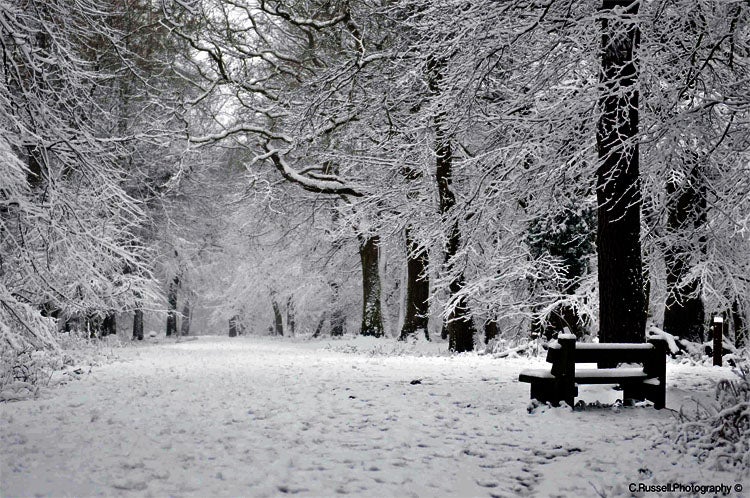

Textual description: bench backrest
[546,342,656,365]
[546,337,668,379]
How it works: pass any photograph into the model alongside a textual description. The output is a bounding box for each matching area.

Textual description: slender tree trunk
[133,309,144,340]
[286,297,296,337]
[330,282,345,337]
[400,228,430,341]
[229,315,238,337]
[313,312,326,338]
[330,310,345,336]
[429,56,475,352]
[596,0,645,343]
[180,300,191,336]
[663,160,706,342]
[271,296,284,336]
[166,276,179,337]
[359,235,384,337]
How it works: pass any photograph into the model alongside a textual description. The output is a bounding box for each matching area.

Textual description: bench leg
[529,380,576,408]
[624,383,665,409]
[645,383,665,410]
[530,382,552,405]
[623,384,646,406]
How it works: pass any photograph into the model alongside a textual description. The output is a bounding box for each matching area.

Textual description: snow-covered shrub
[670,352,750,474]
[484,335,552,359]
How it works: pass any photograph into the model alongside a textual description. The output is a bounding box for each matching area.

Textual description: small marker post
[712,316,723,367]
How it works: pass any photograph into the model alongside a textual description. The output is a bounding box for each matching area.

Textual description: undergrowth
[670,350,750,474]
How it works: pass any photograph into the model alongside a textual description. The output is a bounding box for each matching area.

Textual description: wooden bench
[518,335,668,409]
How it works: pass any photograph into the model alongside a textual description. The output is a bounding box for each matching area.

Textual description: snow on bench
[518,336,668,409]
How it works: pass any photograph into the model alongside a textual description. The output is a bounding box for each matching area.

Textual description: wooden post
[646,338,667,409]
[712,316,723,366]
[556,335,577,407]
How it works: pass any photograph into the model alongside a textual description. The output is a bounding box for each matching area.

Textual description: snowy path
[1,336,745,497]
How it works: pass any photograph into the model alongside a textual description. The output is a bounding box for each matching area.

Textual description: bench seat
[520,367,650,384]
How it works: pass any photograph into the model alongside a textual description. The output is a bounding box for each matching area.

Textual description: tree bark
[663,159,706,342]
[180,300,191,336]
[429,56,475,352]
[399,228,430,341]
[595,0,645,343]
[166,276,179,337]
[359,235,384,337]
[133,309,144,340]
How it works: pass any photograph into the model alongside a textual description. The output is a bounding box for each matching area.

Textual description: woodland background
[1,0,748,357]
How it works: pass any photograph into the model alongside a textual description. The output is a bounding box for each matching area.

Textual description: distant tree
[166,276,179,337]
[133,309,145,341]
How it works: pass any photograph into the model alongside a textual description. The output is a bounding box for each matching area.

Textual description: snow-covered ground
[1,336,747,497]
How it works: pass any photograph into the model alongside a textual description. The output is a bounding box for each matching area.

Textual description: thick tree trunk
[180,300,191,336]
[166,276,179,337]
[102,311,117,337]
[359,235,384,337]
[596,0,645,343]
[484,319,498,344]
[429,56,475,352]
[133,309,144,340]
[400,228,430,341]
[445,271,477,352]
[663,160,706,342]
[286,297,296,337]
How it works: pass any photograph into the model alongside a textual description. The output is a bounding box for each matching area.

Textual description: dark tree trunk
[229,315,238,337]
[312,312,326,338]
[102,311,117,337]
[271,297,284,336]
[429,56,475,352]
[733,299,748,349]
[166,276,179,337]
[358,235,384,337]
[180,300,191,336]
[400,228,430,341]
[484,319,498,344]
[445,272,477,353]
[286,297,296,336]
[330,282,345,337]
[26,145,45,187]
[595,0,645,343]
[330,310,345,336]
[133,309,144,340]
[663,160,706,342]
